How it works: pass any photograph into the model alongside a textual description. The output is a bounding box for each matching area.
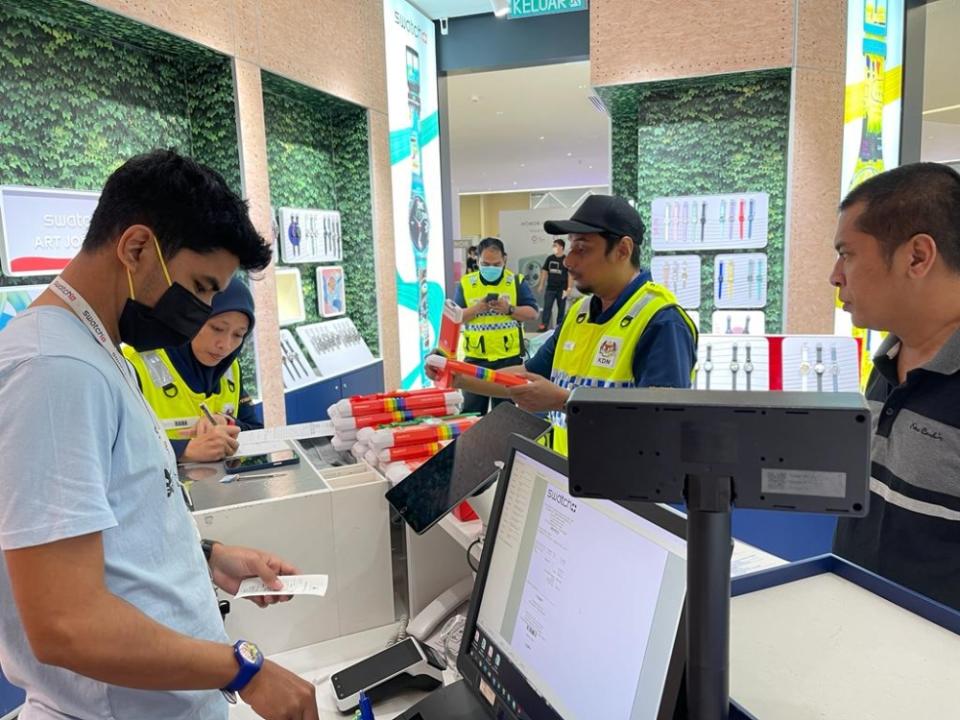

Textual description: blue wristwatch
[223,640,263,695]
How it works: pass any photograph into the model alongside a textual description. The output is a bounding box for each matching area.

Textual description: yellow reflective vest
[548,280,697,455]
[459,269,524,362]
[122,346,240,439]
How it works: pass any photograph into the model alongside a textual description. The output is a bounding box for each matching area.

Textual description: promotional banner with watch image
[651,254,701,309]
[781,336,860,393]
[317,265,346,319]
[694,335,770,392]
[278,328,317,390]
[650,192,769,252]
[385,0,446,389]
[714,253,768,309]
[712,310,765,336]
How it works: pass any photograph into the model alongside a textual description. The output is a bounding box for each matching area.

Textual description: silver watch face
[831,365,840,375]
[814,362,825,375]
[743,362,754,372]
[703,361,714,372]
[729,362,740,373]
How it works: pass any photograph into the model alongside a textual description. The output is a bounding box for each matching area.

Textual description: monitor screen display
[385,403,549,534]
[467,448,687,720]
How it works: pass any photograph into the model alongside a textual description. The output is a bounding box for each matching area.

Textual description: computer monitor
[458,437,688,720]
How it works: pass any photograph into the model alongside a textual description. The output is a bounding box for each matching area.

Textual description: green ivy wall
[0,0,264,392]
[601,69,791,333]
[262,72,378,356]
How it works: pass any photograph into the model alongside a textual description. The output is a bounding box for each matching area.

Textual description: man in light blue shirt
[0,150,318,719]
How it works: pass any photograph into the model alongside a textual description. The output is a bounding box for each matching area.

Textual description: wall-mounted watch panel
[650,192,769,251]
[781,336,860,393]
[694,334,770,392]
[651,254,701,309]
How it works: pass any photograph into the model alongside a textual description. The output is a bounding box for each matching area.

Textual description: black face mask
[119,283,212,351]
[117,237,213,351]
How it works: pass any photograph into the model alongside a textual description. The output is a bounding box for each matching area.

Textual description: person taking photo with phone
[454,236,538,415]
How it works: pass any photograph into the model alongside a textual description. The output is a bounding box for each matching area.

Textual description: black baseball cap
[543,195,645,245]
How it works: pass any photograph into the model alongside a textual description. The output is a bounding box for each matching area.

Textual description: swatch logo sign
[393,11,428,44]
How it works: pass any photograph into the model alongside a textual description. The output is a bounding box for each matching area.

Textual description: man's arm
[511,275,540,322]
[5,533,316,717]
[632,309,697,388]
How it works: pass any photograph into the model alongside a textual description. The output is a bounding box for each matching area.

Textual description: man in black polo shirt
[536,237,573,331]
[831,162,960,610]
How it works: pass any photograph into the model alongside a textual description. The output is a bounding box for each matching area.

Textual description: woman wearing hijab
[123,276,263,462]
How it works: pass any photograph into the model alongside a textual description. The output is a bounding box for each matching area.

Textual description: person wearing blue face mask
[454,236,539,414]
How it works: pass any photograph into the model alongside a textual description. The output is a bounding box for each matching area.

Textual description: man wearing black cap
[431,195,697,454]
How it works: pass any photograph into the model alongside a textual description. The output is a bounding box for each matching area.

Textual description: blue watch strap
[223,640,263,693]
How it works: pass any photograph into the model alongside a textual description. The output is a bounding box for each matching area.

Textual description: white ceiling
[411,0,492,19]
[921,0,960,163]
[447,61,610,194]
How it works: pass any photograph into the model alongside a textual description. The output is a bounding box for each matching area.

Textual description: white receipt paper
[234,574,329,598]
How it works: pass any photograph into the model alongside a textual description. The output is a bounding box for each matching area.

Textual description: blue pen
[718,261,725,300]
[358,690,375,720]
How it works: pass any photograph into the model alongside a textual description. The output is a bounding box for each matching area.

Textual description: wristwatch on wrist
[507,304,514,316]
[201,539,219,563]
[222,640,264,700]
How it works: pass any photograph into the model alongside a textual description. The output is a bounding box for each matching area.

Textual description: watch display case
[651,254,702,309]
[781,336,860,393]
[694,335,771,391]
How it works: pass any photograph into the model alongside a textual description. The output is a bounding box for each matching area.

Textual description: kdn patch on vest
[593,336,622,369]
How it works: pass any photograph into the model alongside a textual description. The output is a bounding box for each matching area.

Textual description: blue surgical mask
[479,265,503,283]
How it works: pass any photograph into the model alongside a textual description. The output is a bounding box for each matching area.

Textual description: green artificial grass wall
[262,71,378,356]
[0,0,264,394]
[601,69,791,333]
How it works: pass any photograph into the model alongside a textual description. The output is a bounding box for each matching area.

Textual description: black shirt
[466,257,479,273]
[834,330,960,610]
[542,255,568,291]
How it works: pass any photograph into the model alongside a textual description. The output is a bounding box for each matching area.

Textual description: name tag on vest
[593,336,623,369]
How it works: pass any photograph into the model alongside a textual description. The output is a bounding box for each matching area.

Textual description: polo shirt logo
[593,336,622,369]
[909,422,944,441]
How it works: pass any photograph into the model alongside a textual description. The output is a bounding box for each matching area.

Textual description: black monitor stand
[566,388,872,720]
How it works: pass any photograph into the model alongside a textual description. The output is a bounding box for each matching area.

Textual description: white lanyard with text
[49,277,178,476]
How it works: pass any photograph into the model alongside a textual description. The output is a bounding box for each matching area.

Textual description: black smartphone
[223,449,300,473]
[484,292,499,303]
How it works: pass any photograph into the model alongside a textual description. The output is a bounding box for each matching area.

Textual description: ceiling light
[923,102,960,116]
[566,152,573,157]
[496,110,504,116]
[520,163,526,167]
[539,136,545,141]
[490,0,509,17]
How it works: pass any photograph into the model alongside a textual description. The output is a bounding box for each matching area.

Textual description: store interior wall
[602,70,791,334]
[591,0,846,335]
[262,73,379,355]
[0,1,270,389]
[71,0,400,416]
